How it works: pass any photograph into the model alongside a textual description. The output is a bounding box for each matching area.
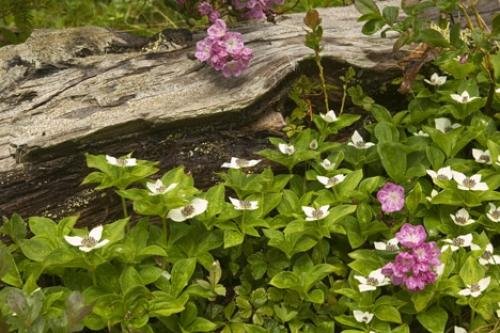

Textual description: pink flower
[396,224,427,249]
[377,182,405,213]
[382,225,441,292]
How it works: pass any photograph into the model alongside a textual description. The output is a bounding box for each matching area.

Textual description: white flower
[278,143,295,155]
[353,310,374,324]
[105,154,137,167]
[146,179,177,195]
[167,198,208,222]
[454,326,467,333]
[64,225,110,252]
[302,205,330,221]
[424,73,447,86]
[441,234,474,252]
[487,203,500,222]
[221,157,261,169]
[316,174,346,188]
[472,149,491,165]
[496,87,500,94]
[413,130,429,137]
[426,166,453,183]
[319,110,338,123]
[229,197,259,210]
[435,263,446,277]
[434,117,461,133]
[354,268,390,292]
[450,91,479,104]
[374,238,399,251]
[450,208,476,226]
[476,244,500,266]
[320,158,335,171]
[348,130,375,149]
[458,276,491,298]
[452,171,489,191]
[309,139,318,150]
[426,189,439,202]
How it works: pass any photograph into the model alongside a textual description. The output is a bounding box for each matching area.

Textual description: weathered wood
[0,0,497,224]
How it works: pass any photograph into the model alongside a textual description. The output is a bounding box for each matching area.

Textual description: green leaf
[377,142,407,182]
[375,305,402,323]
[459,256,485,285]
[416,305,448,333]
[186,317,218,332]
[19,236,56,262]
[382,6,399,24]
[120,266,144,294]
[354,0,381,15]
[171,258,197,298]
[419,29,449,47]
[223,229,244,249]
[28,216,57,237]
[0,245,22,287]
[0,214,27,241]
[406,182,422,214]
[270,272,300,289]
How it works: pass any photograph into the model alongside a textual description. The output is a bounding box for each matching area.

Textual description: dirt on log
[0,0,497,226]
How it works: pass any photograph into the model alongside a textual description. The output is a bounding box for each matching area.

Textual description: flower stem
[121,197,128,218]
[315,53,330,113]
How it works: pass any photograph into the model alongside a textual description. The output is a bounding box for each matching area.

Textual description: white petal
[358,284,377,292]
[374,241,387,250]
[353,275,367,284]
[459,234,473,246]
[452,171,466,184]
[351,131,364,144]
[192,198,208,215]
[78,246,94,253]
[301,206,315,217]
[320,159,334,170]
[316,176,330,186]
[471,182,489,191]
[93,239,110,249]
[124,158,137,167]
[472,148,483,161]
[426,170,437,180]
[439,166,453,179]
[458,288,471,296]
[168,208,187,222]
[485,243,494,252]
[450,93,464,103]
[369,269,386,281]
[435,118,451,132]
[454,326,468,333]
[478,276,491,291]
[470,243,481,251]
[353,310,373,323]
[278,143,295,155]
[319,205,330,215]
[229,197,241,208]
[105,155,118,166]
[64,235,83,247]
[89,225,103,242]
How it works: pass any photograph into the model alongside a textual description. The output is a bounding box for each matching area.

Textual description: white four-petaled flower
[450,208,476,226]
[374,238,399,251]
[450,91,479,104]
[458,276,491,298]
[426,166,453,183]
[221,157,261,169]
[472,149,491,165]
[354,268,390,292]
[316,175,346,188]
[353,310,374,324]
[452,171,489,191]
[146,179,177,195]
[278,143,295,155]
[413,130,430,137]
[229,197,259,210]
[106,154,137,167]
[424,73,447,86]
[434,117,460,133]
[473,243,500,266]
[320,158,335,171]
[302,205,330,221]
[348,131,375,149]
[487,203,500,222]
[319,110,338,123]
[64,225,110,252]
[441,234,474,252]
[167,198,208,222]
[309,139,319,150]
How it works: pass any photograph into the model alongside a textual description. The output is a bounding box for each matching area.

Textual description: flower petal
[89,225,103,242]
[64,236,83,247]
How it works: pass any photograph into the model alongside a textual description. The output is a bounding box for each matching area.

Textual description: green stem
[161,216,169,245]
[315,53,330,113]
[121,197,128,218]
[339,83,347,115]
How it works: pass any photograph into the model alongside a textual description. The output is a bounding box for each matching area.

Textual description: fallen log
[0,0,497,225]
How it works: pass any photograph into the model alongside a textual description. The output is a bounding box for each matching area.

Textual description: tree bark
[0,0,497,225]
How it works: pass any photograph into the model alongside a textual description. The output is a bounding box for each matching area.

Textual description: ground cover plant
[1,0,500,332]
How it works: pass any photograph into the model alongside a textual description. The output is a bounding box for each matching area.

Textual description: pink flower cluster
[198,1,220,23]
[195,19,253,77]
[382,224,441,292]
[232,0,284,19]
[377,182,405,213]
